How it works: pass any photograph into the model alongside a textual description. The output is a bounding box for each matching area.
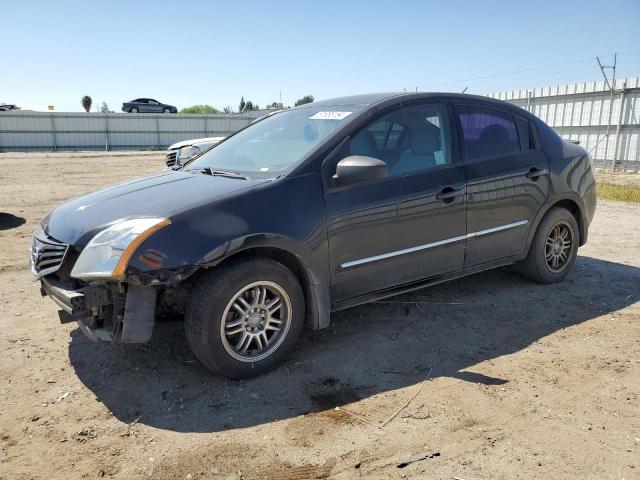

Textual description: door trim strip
[340,220,528,269]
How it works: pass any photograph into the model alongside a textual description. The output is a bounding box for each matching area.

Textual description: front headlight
[178,145,200,162]
[70,218,171,280]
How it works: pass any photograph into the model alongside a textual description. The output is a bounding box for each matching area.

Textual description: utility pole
[596,54,617,171]
[613,81,627,169]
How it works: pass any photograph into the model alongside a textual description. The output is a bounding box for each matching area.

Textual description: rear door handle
[525,167,549,179]
[436,187,462,203]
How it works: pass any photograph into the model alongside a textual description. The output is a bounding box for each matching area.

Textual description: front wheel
[162,108,170,113]
[517,207,579,284]
[185,258,305,378]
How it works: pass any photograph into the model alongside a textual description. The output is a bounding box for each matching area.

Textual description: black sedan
[122,98,177,113]
[31,92,596,378]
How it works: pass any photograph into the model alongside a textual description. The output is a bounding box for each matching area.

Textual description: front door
[148,99,162,112]
[324,102,467,303]
[454,103,549,266]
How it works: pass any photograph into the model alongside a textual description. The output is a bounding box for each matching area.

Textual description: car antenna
[461,86,468,94]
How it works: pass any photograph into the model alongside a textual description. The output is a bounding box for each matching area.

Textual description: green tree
[179,104,222,114]
[238,97,262,112]
[81,95,92,112]
[294,95,314,106]
[99,102,113,113]
[240,100,259,111]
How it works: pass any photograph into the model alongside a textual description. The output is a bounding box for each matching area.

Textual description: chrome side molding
[340,220,528,269]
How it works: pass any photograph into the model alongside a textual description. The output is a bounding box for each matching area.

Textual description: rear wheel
[185,257,304,378]
[518,207,579,283]
[130,107,139,113]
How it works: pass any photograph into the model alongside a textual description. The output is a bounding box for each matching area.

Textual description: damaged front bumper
[40,276,157,343]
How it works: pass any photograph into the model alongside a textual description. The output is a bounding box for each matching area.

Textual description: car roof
[309,91,521,110]
[310,93,403,107]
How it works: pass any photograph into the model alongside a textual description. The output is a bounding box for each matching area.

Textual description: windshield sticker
[310,111,352,120]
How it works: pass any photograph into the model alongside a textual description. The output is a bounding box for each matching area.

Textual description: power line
[410,50,640,91]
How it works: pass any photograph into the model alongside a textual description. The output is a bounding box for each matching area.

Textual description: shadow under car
[68,255,639,433]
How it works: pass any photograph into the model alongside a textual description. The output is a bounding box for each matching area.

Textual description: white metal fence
[2,78,639,171]
[0,112,264,152]
[489,77,640,172]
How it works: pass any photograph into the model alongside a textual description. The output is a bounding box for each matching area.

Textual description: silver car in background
[165,136,225,168]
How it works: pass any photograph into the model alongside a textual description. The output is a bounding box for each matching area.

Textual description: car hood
[43,170,270,246]
[167,137,225,150]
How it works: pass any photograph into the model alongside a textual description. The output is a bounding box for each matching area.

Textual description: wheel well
[550,199,584,245]
[208,247,316,328]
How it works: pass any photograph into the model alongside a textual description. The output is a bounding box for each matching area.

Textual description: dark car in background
[31,92,596,379]
[0,104,20,111]
[122,98,177,113]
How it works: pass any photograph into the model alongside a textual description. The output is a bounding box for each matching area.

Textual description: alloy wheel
[220,281,292,362]
[544,221,574,273]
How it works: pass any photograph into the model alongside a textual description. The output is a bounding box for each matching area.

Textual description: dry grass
[596,182,640,203]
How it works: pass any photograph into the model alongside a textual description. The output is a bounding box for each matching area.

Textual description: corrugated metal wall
[489,77,640,171]
[2,78,639,171]
[0,112,263,152]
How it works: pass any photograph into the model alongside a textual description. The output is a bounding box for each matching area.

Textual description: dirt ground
[1,152,639,480]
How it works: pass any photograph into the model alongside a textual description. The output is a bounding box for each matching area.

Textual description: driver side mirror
[333,156,388,186]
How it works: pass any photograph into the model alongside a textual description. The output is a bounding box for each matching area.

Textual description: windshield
[185,106,364,175]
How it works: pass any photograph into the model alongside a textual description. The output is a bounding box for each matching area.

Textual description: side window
[367,120,406,151]
[515,116,533,151]
[343,103,452,178]
[456,105,520,160]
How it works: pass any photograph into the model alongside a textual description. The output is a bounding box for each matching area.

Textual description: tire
[518,207,579,284]
[185,257,305,378]
[162,108,170,113]
[130,107,139,113]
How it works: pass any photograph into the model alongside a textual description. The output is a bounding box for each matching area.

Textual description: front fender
[199,232,323,281]
[123,172,332,328]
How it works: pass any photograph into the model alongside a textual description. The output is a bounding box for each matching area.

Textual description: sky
[1,0,639,112]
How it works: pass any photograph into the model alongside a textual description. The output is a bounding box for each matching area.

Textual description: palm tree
[81,96,92,112]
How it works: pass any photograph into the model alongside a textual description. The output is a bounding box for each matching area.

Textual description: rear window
[457,105,520,160]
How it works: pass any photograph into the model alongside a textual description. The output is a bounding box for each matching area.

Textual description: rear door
[135,99,148,112]
[454,103,549,266]
[324,102,467,302]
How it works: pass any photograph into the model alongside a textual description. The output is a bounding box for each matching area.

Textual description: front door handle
[436,186,462,203]
[525,167,549,179]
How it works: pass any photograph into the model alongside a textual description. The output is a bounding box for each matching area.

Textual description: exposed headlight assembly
[179,145,201,162]
[70,218,170,280]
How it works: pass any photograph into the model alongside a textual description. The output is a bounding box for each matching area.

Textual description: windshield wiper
[197,167,249,180]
